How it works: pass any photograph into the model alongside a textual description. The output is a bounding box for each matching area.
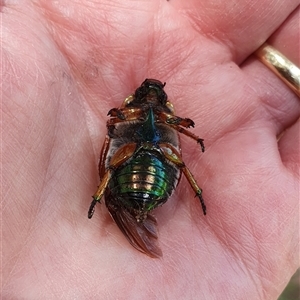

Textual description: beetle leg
[107,108,126,120]
[88,142,137,219]
[157,111,195,128]
[107,108,145,137]
[159,143,206,215]
[170,125,205,153]
[88,171,112,218]
[156,112,205,152]
[107,107,144,121]
[99,135,111,177]
[181,167,206,215]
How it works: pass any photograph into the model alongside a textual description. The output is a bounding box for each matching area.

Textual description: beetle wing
[106,192,162,258]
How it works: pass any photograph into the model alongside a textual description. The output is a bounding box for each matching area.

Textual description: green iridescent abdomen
[109,150,179,212]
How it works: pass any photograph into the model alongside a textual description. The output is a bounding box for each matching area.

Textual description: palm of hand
[3,1,299,299]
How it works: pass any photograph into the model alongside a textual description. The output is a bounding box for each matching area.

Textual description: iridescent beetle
[88,79,206,257]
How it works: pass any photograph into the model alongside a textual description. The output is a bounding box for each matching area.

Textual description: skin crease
[2,0,299,299]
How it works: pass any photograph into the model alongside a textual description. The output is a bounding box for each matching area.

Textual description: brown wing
[106,194,162,258]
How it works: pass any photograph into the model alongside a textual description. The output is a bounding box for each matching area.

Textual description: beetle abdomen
[109,150,179,212]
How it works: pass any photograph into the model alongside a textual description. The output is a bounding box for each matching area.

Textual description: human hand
[3,1,299,299]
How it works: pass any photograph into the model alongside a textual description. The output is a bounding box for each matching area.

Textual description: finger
[174,0,299,62]
[268,7,300,64]
[278,120,300,175]
[240,7,300,136]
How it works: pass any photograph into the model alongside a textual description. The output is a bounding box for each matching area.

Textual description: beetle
[88,79,206,257]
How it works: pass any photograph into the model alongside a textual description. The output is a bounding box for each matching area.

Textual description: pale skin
[2,0,299,299]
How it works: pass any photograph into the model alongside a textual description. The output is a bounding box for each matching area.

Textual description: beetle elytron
[88,79,206,258]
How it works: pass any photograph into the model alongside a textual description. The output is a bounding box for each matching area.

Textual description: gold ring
[255,43,300,97]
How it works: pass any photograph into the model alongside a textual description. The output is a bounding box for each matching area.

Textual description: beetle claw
[197,138,205,152]
[88,198,99,219]
[185,118,195,128]
[108,108,126,120]
[195,192,206,215]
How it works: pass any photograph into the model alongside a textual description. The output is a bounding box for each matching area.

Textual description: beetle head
[122,79,174,113]
[133,79,167,106]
